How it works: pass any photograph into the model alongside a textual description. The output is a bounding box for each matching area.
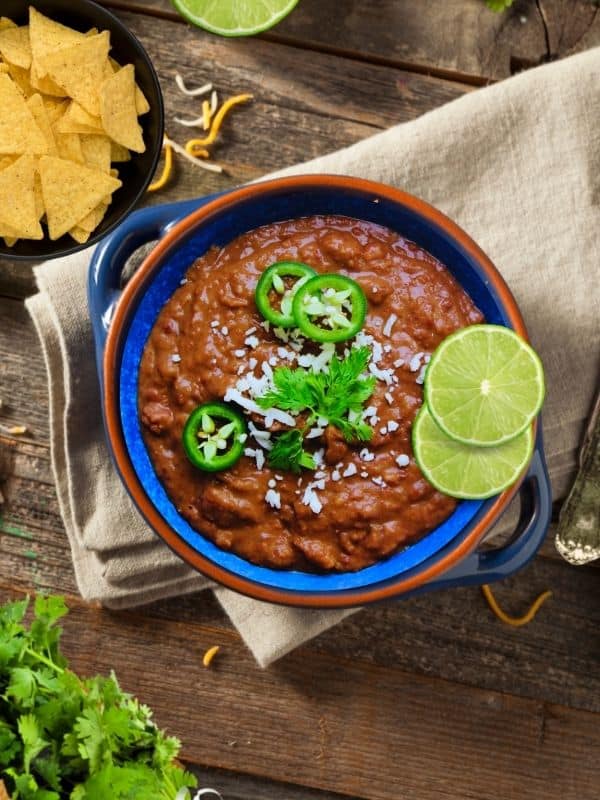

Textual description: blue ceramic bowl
[90,175,551,607]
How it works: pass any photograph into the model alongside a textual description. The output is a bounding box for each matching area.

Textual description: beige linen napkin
[26,46,599,667]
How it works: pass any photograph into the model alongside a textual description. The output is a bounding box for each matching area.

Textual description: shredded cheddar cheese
[202,645,220,667]
[147,137,174,192]
[481,584,552,627]
[186,94,253,153]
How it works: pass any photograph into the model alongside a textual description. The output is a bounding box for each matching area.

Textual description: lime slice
[424,324,544,447]
[412,406,534,500]
[171,0,300,36]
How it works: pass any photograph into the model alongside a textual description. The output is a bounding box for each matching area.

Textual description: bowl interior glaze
[0,0,164,262]
[115,181,519,595]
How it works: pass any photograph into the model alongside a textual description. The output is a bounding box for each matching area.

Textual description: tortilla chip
[43,31,110,117]
[6,61,34,97]
[101,65,145,153]
[0,155,17,171]
[38,155,121,240]
[0,26,32,69]
[3,236,18,246]
[27,93,58,156]
[110,141,131,162]
[76,200,109,233]
[0,73,47,154]
[0,18,17,32]
[108,57,149,116]
[0,64,9,74]
[0,154,43,239]
[42,96,68,124]
[69,225,91,244]
[80,134,112,173]
[29,60,67,96]
[53,131,84,164]
[56,100,104,135]
[29,7,85,69]
[33,170,44,220]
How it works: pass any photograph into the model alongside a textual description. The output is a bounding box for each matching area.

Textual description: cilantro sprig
[255,346,376,472]
[0,595,198,800]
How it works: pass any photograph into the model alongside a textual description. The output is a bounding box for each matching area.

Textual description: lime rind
[424,324,545,447]
[171,0,300,36]
[412,406,534,500]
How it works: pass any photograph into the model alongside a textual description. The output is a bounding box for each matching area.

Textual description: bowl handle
[418,430,552,594]
[88,193,225,362]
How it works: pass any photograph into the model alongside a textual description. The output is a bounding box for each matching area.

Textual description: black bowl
[0,0,164,262]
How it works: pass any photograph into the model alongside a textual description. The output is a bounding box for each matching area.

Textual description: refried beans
[138,215,484,571]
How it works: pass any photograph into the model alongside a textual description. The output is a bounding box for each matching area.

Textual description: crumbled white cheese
[306,426,326,439]
[268,479,277,489]
[369,362,394,385]
[265,489,281,509]
[380,426,388,435]
[224,388,295,426]
[383,344,392,353]
[383,313,397,337]
[248,357,258,370]
[363,406,377,419]
[245,326,257,336]
[274,474,283,481]
[409,353,424,372]
[314,471,327,480]
[342,463,357,477]
[234,349,245,358]
[171,354,181,363]
[210,320,219,328]
[313,449,325,467]
[261,361,273,380]
[359,449,375,462]
[268,356,278,366]
[245,335,260,348]
[302,485,322,514]
[249,422,272,450]
[387,420,399,432]
[385,392,393,405]
[179,278,188,285]
[331,469,341,481]
[395,454,410,467]
[393,358,404,368]
[221,326,229,336]
[372,476,386,487]
[360,471,369,478]
[416,364,427,385]
[255,450,265,470]
[237,365,245,375]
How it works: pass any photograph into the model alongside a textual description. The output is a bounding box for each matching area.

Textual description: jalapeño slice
[255,261,316,327]
[183,402,247,472]
[292,273,367,343]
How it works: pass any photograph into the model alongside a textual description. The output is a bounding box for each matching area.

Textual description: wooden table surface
[1,2,599,798]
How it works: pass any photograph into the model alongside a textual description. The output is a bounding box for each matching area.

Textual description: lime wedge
[412,406,534,500]
[424,324,544,447]
[171,0,300,36]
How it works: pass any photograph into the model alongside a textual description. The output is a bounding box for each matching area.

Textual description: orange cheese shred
[186,93,253,155]
[147,137,173,192]
[481,584,552,627]
[202,645,220,668]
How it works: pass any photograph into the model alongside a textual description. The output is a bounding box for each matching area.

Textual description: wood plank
[188,766,349,800]
[0,8,469,299]
[538,0,600,57]
[0,584,598,800]
[101,0,549,81]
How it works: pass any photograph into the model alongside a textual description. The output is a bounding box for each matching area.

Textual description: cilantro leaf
[484,0,515,10]
[0,595,198,800]
[255,346,377,460]
[267,429,316,473]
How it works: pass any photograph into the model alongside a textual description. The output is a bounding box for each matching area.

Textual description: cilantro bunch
[0,596,197,800]
[256,346,376,472]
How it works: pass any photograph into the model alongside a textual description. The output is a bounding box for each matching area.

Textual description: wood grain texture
[101,0,549,81]
[0,584,599,800]
[538,0,600,57]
